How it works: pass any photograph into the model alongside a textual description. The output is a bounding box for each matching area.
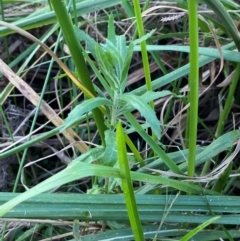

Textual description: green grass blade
[180,216,220,241]
[0,161,218,217]
[187,0,199,177]
[59,97,112,132]
[132,42,235,95]
[119,93,161,139]
[124,112,183,174]
[133,45,240,63]
[50,0,106,144]
[0,0,121,37]
[117,121,144,240]
[132,0,153,103]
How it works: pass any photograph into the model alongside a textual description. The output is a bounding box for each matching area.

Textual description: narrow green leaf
[119,93,161,139]
[16,224,45,241]
[121,42,134,90]
[81,48,113,97]
[101,130,118,166]
[180,216,221,241]
[103,39,123,82]
[132,29,156,45]
[179,130,240,171]
[117,121,144,241]
[116,34,127,60]
[118,90,174,116]
[74,26,97,59]
[95,44,117,88]
[0,161,217,217]
[69,146,105,165]
[60,97,112,132]
[107,14,116,45]
[134,45,240,63]
[125,112,183,174]
[73,220,82,241]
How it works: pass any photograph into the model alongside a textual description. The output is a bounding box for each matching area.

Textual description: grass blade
[180,216,220,241]
[50,0,106,144]
[116,121,144,240]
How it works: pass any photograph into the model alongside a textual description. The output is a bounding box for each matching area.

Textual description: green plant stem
[187,0,199,178]
[215,64,240,137]
[50,0,106,145]
[125,112,183,174]
[132,0,153,109]
[125,134,144,167]
[117,121,144,241]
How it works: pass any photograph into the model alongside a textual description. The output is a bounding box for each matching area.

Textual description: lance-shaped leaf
[60,97,112,132]
[119,93,161,139]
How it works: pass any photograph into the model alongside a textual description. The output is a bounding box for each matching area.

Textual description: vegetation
[0,0,240,240]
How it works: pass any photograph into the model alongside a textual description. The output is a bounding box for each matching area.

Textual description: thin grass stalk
[122,0,168,75]
[131,0,153,109]
[186,0,199,178]
[124,112,183,174]
[125,134,144,167]
[71,0,78,26]
[180,216,220,241]
[50,0,106,145]
[117,121,144,241]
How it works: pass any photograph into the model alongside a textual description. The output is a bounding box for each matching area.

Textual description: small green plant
[1,0,240,240]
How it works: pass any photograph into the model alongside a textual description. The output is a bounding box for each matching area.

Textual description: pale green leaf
[119,93,161,139]
[133,29,156,45]
[60,97,112,132]
[134,44,240,63]
[100,130,118,166]
[180,216,221,241]
[0,161,218,217]
[179,130,240,171]
[121,42,134,91]
[74,26,97,59]
[107,13,116,45]
[95,44,118,88]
